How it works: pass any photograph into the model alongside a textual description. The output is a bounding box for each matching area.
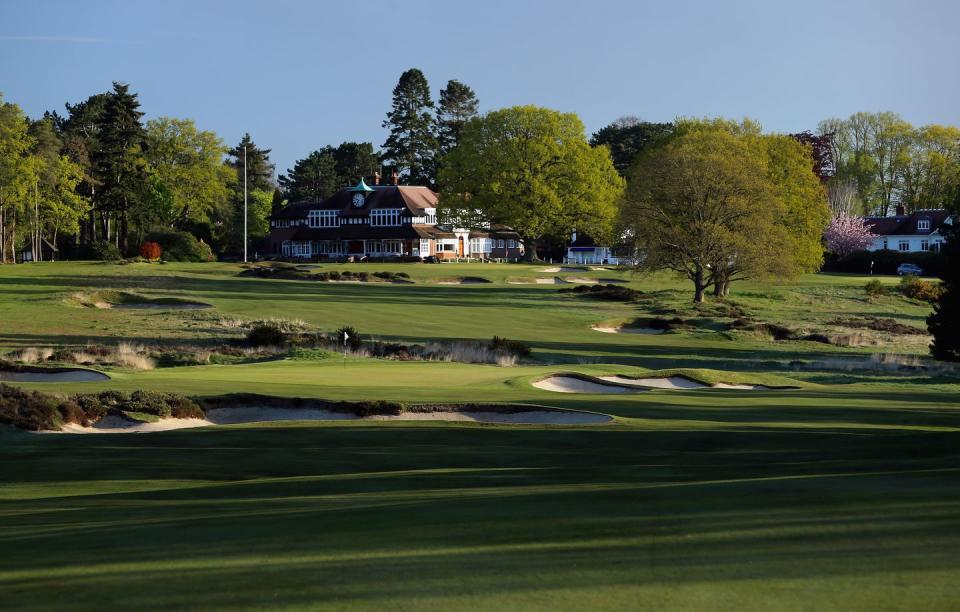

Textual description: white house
[864,207,951,253]
[565,231,621,265]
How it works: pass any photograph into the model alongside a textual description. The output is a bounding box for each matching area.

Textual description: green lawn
[1,261,958,610]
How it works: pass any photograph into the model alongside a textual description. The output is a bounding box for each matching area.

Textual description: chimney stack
[374,172,381,186]
[895,204,906,217]
[391,170,399,186]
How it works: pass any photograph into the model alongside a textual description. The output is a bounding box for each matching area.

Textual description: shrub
[560,284,644,301]
[90,240,121,261]
[145,230,215,262]
[329,271,341,281]
[899,275,943,303]
[336,326,362,350]
[864,279,887,299]
[246,323,287,347]
[139,241,162,260]
[352,400,404,417]
[489,336,532,357]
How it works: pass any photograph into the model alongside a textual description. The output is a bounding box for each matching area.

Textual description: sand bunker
[74,291,212,310]
[600,375,778,391]
[0,367,110,383]
[109,301,211,310]
[600,375,707,389]
[542,266,584,273]
[47,405,610,433]
[564,277,601,284]
[592,325,665,334]
[532,376,641,394]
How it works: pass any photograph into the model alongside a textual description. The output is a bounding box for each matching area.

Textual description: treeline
[0,83,277,262]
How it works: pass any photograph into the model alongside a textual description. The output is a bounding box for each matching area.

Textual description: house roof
[865,209,951,236]
[272,185,439,221]
[271,201,316,220]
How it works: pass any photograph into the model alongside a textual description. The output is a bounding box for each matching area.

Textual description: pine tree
[382,69,437,186]
[333,142,379,184]
[92,82,146,253]
[279,148,340,201]
[436,80,479,156]
[227,133,274,192]
[928,197,960,361]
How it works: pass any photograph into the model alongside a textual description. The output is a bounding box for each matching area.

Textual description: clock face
[352,193,365,207]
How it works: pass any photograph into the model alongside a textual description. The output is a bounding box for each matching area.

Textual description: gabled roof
[272,185,440,220]
[865,209,951,236]
[271,200,315,220]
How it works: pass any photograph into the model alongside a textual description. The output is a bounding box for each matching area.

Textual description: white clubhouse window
[308,210,338,228]
[438,243,455,252]
[424,208,437,224]
[419,239,430,255]
[290,241,312,257]
[496,239,505,248]
[921,239,930,251]
[898,240,910,252]
[469,238,490,253]
[315,241,341,254]
[370,209,403,226]
[918,219,931,231]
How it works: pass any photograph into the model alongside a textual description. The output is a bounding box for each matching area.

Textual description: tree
[623,128,788,303]
[824,214,876,257]
[900,124,960,212]
[0,95,37,263]
[59,92,109,244]
[279,148,340,201]
[928,196,960,361]
[436,80,479,155]
[382,68,437,186]
[332,142,379,184]
[790,131,835,181]
[590,117,674,177]
[438,105,623,261]
[93,82,147,253]
[144,117,233,228]
[226,133,274,192]
[826,178,859,217]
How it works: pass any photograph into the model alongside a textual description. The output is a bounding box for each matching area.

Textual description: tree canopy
[382,68,437,186]
[590,116,674,176]
[438,105,623,260]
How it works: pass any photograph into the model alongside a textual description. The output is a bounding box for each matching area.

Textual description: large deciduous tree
[144,117,234,230]
[624,128,791,302]
[382,68,437,186]
[435,80,479,156]
[0,95,37,263]
[590,116,674,177]
[438,105,623,261]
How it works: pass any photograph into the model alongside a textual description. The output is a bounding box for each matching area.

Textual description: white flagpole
[243,145,248,263]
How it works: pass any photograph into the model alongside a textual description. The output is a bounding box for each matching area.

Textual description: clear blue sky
[2,0,958,175]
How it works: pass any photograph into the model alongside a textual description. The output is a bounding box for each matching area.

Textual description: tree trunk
[0,202,5,264]
[520,238,541,262]
[693,266,707,303]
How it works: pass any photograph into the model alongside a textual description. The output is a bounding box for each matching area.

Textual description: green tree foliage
[92,82,147,253]
[333,142,379,184]
[439,105,624,261]
[279,147,340,201]
[928,196,960,361]
[625,128,797,302]
[382,68,437,186]
[144,117,234,229]
[436,80,479,156]
[0,95,38,262]
[818,112,960,215]
[590,116,674,176]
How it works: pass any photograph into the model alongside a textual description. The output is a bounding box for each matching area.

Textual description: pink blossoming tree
[824,214,876,257]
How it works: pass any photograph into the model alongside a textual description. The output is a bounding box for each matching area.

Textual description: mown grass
[0,261,958,610]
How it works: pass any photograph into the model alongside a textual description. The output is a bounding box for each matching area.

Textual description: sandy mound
[592,325,665,335]
[0,368,110,383]
[55,416,211,434]
[110,302,211,310]
[542,266,583,273]
[713,383,772,390]
[600,375,708,389]
[536,277,566,284]
[564,277,600,284]
[532,376,641,394]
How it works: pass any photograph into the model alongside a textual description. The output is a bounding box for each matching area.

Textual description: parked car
[897,263,924,276]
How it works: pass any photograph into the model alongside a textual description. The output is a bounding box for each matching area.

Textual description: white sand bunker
[109,301,211,310]
[592,325,665,335]
[537,277,566,284]
[48,405,610,433]
[532,376,641,394]
[0,368,110,383]
[542,266,585,273]
[601,375,774,391]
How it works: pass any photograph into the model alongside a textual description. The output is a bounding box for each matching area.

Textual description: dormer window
[917,219,931,231]
[308,210,338,228]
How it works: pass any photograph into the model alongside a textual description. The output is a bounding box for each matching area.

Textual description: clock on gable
[352,192,366,208]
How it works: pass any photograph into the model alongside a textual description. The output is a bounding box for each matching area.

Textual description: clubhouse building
[269,176,523,261]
